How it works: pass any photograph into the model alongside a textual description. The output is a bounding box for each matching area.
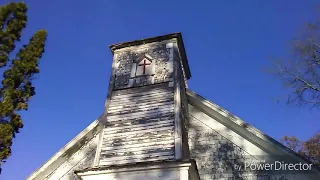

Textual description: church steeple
[78,33,198,179]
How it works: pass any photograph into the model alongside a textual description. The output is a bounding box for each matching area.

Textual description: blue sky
[1,0,320,179]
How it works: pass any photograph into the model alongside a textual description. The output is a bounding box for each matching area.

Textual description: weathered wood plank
[102,139,175,150]
[100,143,174,154]
[99,152,174,163]
[108,98,173,110]
[99,83,175,165]
[105,119,173,134]
[109,97,174,107]
[110,96,173,105]
[103,126,174,138]
[111,89,173,99]
[104,120,173,134]
[99,155,175,166]
[106,109,175,122]
[102,138,175,148]
[104,116,173,128]
[102,131,174,144]
[101,147,173,159]
[110,91,173,102]
[109,96,173,105]
[107,104,174,116]
[108,101,174,113]
[103,118,173,131]
[104,126,173,138]
[111,83,171,96]
[104,119,174,131]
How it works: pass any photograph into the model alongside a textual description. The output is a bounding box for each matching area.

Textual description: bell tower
[76,33,199,180]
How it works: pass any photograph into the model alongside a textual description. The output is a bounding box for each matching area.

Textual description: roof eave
[26,119,100,180]
[186,89,320,173]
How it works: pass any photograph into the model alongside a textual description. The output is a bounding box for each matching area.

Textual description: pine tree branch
[0,2,27,68]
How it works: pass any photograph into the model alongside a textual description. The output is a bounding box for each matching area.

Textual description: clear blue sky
[1,0,320,179]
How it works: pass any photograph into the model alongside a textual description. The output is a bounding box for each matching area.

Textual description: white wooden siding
[98,84,175,166]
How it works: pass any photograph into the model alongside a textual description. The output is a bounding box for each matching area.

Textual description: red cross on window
[138,59,151,74]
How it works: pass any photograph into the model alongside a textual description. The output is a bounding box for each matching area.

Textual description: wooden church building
[27,33,319,180]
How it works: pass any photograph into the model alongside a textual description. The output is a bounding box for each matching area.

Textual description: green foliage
[0,2,47,173]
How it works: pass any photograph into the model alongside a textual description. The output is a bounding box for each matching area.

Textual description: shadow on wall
[188,113,288,180]
[90,84,179,180]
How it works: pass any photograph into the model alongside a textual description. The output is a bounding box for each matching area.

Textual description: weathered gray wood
[111,83,170,95]
[103,118,174,132]
[102,130,174,145]
[104,115,174,128]
[97,83,176,166]
[112,41,174,90]
[188,105,305,180]
[46,133,100,180]
[107,103,174,116]
[111,88,172,99]
[101,142,174,153]
[105,110,174,123]
[174,59,182,160]
[91,34,195,178]
[99,155,175,166]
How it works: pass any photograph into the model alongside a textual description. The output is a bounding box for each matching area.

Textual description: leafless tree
[275,22,320,109]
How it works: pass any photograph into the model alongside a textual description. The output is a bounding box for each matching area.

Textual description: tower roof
[109,32,191,79]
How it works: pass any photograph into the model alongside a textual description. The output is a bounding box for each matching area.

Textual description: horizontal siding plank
[108,98,173,110]
[107,104,174,116]
[99,155,175,166]
[104,120,173,135]
[102,137,174,147]
[103,121,174,135]
[100,147,174,158]
[106,111,174,120]
[102,138,174,150]
[106,109,174,122]
[111,85,172,96]
[100,143,174,154]
[103,128,173,139]
[102,139,175,151]
[103,118,173,132]
[110,93,173,103]
[103,126,174,138]
[111,89,173,100]
[102,129,173,143]
[99,152,174,163]
[108,101,174,113]
[104,116,174,129]
[104,115,174,128]
[108,96,174,107]
[110,93,173,102]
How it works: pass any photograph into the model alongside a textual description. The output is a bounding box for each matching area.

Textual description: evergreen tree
[0,2,47,173]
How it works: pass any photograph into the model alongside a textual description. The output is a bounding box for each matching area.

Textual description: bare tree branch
[272,22,320,109]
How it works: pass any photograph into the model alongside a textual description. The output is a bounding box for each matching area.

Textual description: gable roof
[26,89,319,179]
[26,119,100,180]
[187,89,320,173]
